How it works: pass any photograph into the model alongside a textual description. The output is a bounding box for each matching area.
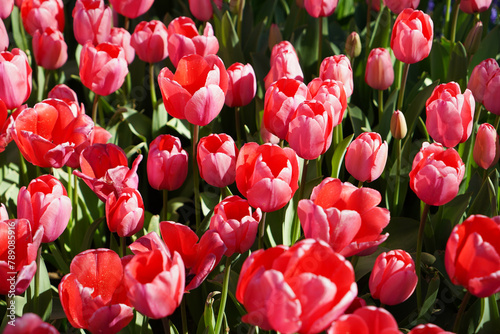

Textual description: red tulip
[390,8,433,64]
[188,0,222,21]
[473,123,500,169]
[124,249,185,318]
[263,78,310,140]
[307,78,347,128]
[3,313,58,334]
[445,215,500,297]
[17,175,71,243]
[264,41,304,90]
[304,0,339,17]
[345,132,388,182]
[0,0,13,19]
[72,0,112,46]
[408,323,454,334]
[0,219,42,296]
[32,27,68,70]
[236,239,357,334]
[369,249,418,305]
[327,306,401,334]
[158,54,228,126]
[20,0,64,36]
[460,0,493,13]
[108,27,135,64]
[167,17,219,68]
[384,0,420,14]
[209,195,262,256]
[108,0,154,18]
[0,49,32,110]
[225,62,257,107]
[59,249,133,334]
[320,55,353,97]
[0,19,8,51]
[467,58,499,104]
[106,188,144,237]
[409,142,465,206]
[0,100,10,152]
[483,69,500,115]
[11,98,94,168]
[131,20,169,63]
[197,133,238,188]
[147,134,188,191]
[298,178,390,257]
[236,142,300,212]
[365,48,394,90]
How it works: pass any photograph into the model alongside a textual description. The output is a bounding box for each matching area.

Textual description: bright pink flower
[263,78,310,139]
[17,175,71,243]
[236,142,300,212]
[158,54,228,126]
[0,19,8,51]
[264,41,304,90]
[260,126,280,144]
[109,0,154,18]
[426,82,475,148]
[0,100,10,152]
[307,78,347,127]
[365,48,394,90]
[409,142,465,206]
[473,123,500,169]
[226,62,257,107]
[0,49,32,110]
[390,8,433,64]
[327,306,401,334]
[298,178,390,257]
[369,250,418,305]
[209,195,262,256]
[384,0,420,14]
[106,188,144,237]
[408,323,454,334]
[3,313,58,334]
[147,134,188,191]
[167,17,219,68]
[131,20,169,63]
[72,0,112,46]
[59,249,133,334]
[467,58,499,104]
[445,215,500,298]
[320,55,353,97]
[236,239,357,334]
[48,84,79,103]
[20,0,64,36]
[32,27,68,70]
[483,69,500,115]
[345,132,388,182]
[197,133,238,188]
[79,42,128,96]
[304,0,339,17]
[188,0,222,21]
[108,27,135,64]
[460,0,493,13]
[0,0,14,19]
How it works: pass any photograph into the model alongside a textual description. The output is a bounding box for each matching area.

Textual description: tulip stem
[258,212,267,249]
[416,202,431,313]
[397,63,410,111]
[141,314,149,334]
[393,138,401,213]
[214,257,231,334]
[73,172,79,226]
[450,0,462,44]
[494,115,500,130]
[378,89,384,124]
[365,0,372,57]
[445,0,452,32]
[18,151,29,187]
[120,236,126,258]
[236,0,244,42]
[317,17,323,74]
[92,94,99,125]
[181,297,188,334]
[235,106,242,148]
[149,62,157,111]
[162,189,169,222]
[34,247,41,316]
[291,160,309,244]
[192,124,201,230]
[124,17,130,31]
[453,291,472,333]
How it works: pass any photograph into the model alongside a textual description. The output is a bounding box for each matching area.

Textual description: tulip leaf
[417,272,440,324]
[79,217,105,253]
[24,257,52,321]
[475,295,500,333]
[152,102,168,138]
[447,42,468,86]
[202,291,219,334]
[430,38,451,83]
[331,133,354,179]
[167,117,192,140]
[335,0,355,20]
[368,6,392,49]
[348,104,371,137]
[469,25,500,72]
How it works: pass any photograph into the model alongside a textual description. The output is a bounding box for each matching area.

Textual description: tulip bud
[345,32,361,59]
[464,21,483,57]
[391,110,407,139]
[365,48,394,90]
[268,23,283,51]
[230,0,245,15]
[473,123,500,169]
[345,132,388,183]
[105,187,145,237]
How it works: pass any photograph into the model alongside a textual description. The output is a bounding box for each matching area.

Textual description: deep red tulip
[365,48,394,90]
[0,49,32,110]
[327,306,401,334]
[131,20,169,64]
[158,54,228,126]
[345,132,388,183]
[17,175,71,243]
[3,313,58,334]
[409,142,465,206]
[209,195,262,256]
[0,0,14,19]
[298,178,390,257]
[445,215,500,297]
[483,69,500,115]
[106,188,144,237]
[109,0,154,18]
[390,8,433,64]
[147,134,188,191]
[307,78,347,128]
[197,133,238,188]
[32,27,67,70]
[345,297,367,314]
[108,27,135,64]
[460,0,493,13]
[408,323,454,334]
[188,0,222,21]
[468,58,499,104]
[320,55,353,97]
[225,62,257,107]
[304,0,339,17]
[20,0,64,36]
[384,0,420,14]
[167,17,219,68]
[473,123,500,169]
[264,41,304,90]
[236,239,357,334]
[236,142,300,212]
[0,19,8,51]
[72,0,112,46]
[59,249,133,334]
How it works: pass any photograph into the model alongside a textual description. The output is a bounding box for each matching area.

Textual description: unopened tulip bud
[391,110,407,139]
[345,32,361,59]
[473,123,500,169]
[268,24,283,51]
[465,21,483,57]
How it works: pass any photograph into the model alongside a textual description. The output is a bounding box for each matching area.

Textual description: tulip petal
[184,85,225,126]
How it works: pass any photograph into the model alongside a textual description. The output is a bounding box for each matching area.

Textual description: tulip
[72,0,112,46]
[390,8,433,64]
[298,178,390,257]
[189,0,223,21]
[0,49,32,110]
[209,195,262,256]
[365,48,394,91]
[408,323,454,334]
[307,78,347,127]
[0,219,42,296]
[147,134,188,191]
[304,0,339,17]
[464,21,483,56]
[268,23,283,50]
[48,84,79,103]
[369,249,418,305]
[11,98,94,169]
[445,215,500,297]
[384,0,420,14]
[320,55,354,97]
[327,306,401,334]
[345,132,388,183]
[108,27,135,64]
[0,100,10,152]
[0,203,7,220]
[264,41,304,90]
[460,0,493,13]
[236,239,358,333]
[425,82,475,148]
[32,27,68,70]
[483,69,500,115]
[158,54,228,126]
[197,133,238,188]
[0,0,14,19]
[124,249,185,318]
[167,17,219,68]
[131,20,169,64]
[467,58,499,104]
[79,42,129,96]
[287,100,334,160]
[345,32,361,59]
[3,313,59,334]
[260,126,280,144]
[106,188,144,237]
[409,142,465,206]
[391,110,407,140]
[59,249,133,334]
[0,19,8,51]
[17,175,71,243]
[108,0,154,18]
[20,0,64,36]
[225,62,257,107]
[473,123,500,169]
[263,78,310,140]
[236,142,300,212]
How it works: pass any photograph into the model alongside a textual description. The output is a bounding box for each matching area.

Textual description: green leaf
[203,292,219,334]
[10,6,27,51]
[331,134,354,179]
[369,6,392,49]
[418,273,441,322]
[475,295,500,333]
[447,42,468,86]
[469,25,500,72]
[348,104,371,136]
[152,102,168,138]
[430,38,451,82]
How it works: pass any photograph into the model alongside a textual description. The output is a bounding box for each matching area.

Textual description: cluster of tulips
[0,0,499,333]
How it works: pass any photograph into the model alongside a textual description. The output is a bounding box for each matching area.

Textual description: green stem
[258,212,267,249]
[365,0,372,57]
[73,172,79,226]
[292,160,309,244]
[120,236,126,258]
[162,317,170,334]
[181,297,188,334]
[92,94,99,125]
[358,180,363,188]
[124,17,130,31]
[393,138,401,213]
[149,62,157,111]
[141,314,149,334]
[317,17,323,74]
[445,0,452,31]
[34,247,41,316]
[18,151,28,187]
[235,106,242,148]
[43,69,51,99]
[397,63,410,111]
[236,0,244,41]
[214,257,231,334]
[487,175,498,216]
[192,124,201,230]
[378,89,384,124]
[494,115,500,130]
[162,189,169,222]
[450,0,462,44]
[453,291,472,333]
[416,202,431,312]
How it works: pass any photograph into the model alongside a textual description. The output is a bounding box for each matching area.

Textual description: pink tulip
[106,188,144,237]
[3,313,58,334]
[109,0,154,18]
[304,0,339,17]
[474,123,500,169]
[365,48,394,90]
[390,8,433,64]
[320,55,354,97]
[467,58,499,104]
[225,62,257,107]
[108,27,135,64]
[188,0,222,21]
[345,132,388,182]
[0,49,32,110]
[48,84,79,103]
[408,324,454,334]
[383,0,420,14]
[264,41,304,90]
[307,78,347,127]
[131,20,169,63]
[197,133,238,188]
[483,69,500,115]
[20,0,64,36]
[0,0,14,19]
[72,0,112,46]
[0,102,21,152]
[328,306,401,334]
[0,19,8,51]
[32,27,68,70]
[460,0,493,13]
